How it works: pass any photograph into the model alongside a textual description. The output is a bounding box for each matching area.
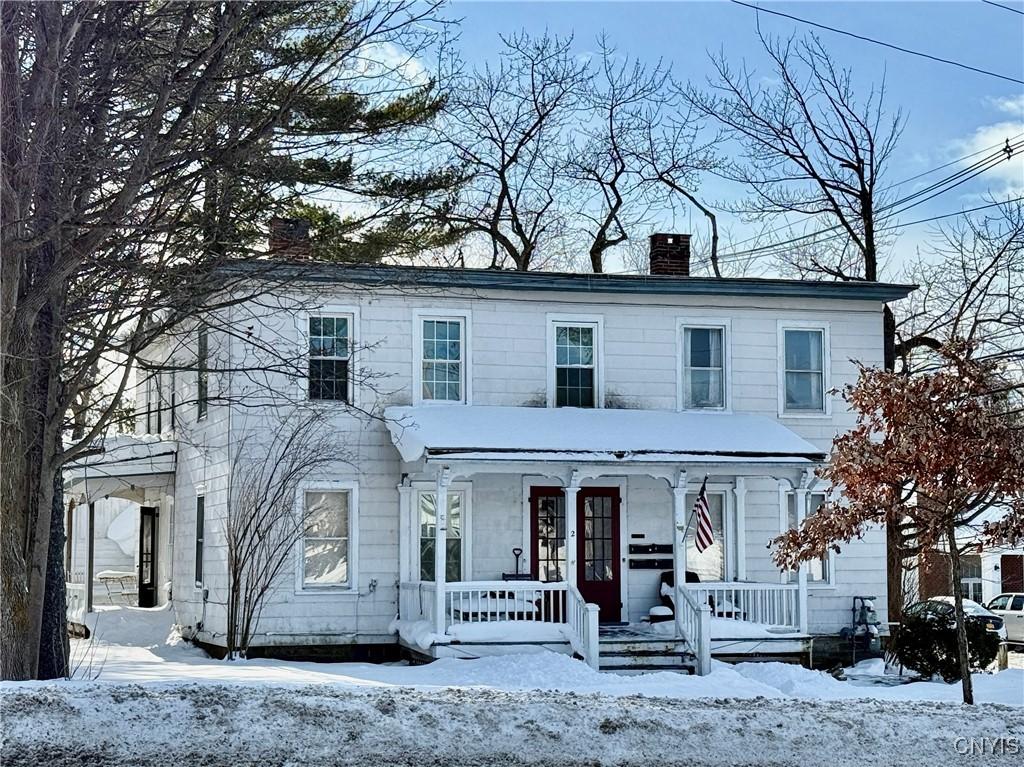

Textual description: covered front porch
[387,406,825,673]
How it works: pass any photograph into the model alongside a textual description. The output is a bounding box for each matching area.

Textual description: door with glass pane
[576,489,621,622]
[138,506,158,607]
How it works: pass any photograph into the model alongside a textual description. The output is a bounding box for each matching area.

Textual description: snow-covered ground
[2,606,1022,766]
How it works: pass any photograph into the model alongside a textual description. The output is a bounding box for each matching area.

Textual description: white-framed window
[418,489,466,582]
[142,368,162,434]
[784,491,833,585]
[197,326,209,420]
[547,315,603,408]
[685,491,727,582]
[413,310,471,405]
[299,486,356,590]
[778,323,829,415]
[960,555,983,603]
[680,324,728,409]
[194,495,205,587]
[308,314,352,402]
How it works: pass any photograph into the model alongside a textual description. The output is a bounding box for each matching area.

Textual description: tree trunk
[947,524,975,705]
[886,523,905,623]
[37,473,70,679]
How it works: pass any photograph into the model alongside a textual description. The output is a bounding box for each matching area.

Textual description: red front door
[576,488,622,622]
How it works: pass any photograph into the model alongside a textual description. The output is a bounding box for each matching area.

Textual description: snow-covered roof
[64,434,177,502]
[385,406,825,465]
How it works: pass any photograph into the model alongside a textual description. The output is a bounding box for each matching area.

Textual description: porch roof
[64,434,177,502]
[385,405,826,465]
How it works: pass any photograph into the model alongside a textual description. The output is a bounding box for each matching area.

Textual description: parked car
[986,593,1024,644]
[904,597,1007,641]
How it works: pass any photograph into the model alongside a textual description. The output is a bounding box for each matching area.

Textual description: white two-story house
[66,232,915,673]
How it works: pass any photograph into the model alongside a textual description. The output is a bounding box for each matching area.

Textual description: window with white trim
[553,324,597,408]
[308,315,350,402]
[418,491,463,581]
[786,492,831,583]
[301,490,351,587]
[960,555,983,604]
[420,318,464,402]
[682,326,726,409]
[783,329,825,412]
[197,327,209,420]
[684,492,726,581]
[194,495,205,587]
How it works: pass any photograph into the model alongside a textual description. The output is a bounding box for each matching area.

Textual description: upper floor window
[302,490,352,588]
[553,323,597,408]
[197,327,209,420]
[143,369,161,434]
[682,326,726,409]
[420,318,464,402]
[783,328,825,413]
[786,491,831,584]
[308,315,350,402]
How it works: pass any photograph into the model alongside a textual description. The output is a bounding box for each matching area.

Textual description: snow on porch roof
[384,406,826,465]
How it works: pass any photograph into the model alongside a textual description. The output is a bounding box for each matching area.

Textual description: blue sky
[450,1,1024,276]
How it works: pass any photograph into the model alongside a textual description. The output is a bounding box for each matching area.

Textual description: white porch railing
[675,586,712,675]
[399,579,601,668]
[398,581,438,629]
[66,582,88,626]
[686,581,802,632]
[566,582,600,670]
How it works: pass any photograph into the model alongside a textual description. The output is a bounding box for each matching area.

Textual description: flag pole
[679,474,709,538]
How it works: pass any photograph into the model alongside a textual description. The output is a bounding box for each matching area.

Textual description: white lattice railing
[686,581,801,632]
[566,582,600,670]
[676,586,712,675]
[66,582,88,626]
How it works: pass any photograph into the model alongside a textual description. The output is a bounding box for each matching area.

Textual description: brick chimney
[269,217,312,259]
[648,233,691,277]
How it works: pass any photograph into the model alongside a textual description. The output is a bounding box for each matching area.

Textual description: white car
[987,593,1024,644]
[924,596,1008,641]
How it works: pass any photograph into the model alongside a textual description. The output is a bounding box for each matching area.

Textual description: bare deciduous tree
[224,412,345,660]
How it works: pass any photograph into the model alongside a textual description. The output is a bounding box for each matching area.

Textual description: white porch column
[434,467,451,636]
[397,479,413,584]
[672,470,688,639]
[795,474,810,634]
[733,477,747,581]
[563,473,580,586]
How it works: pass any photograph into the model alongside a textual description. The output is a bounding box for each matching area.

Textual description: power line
[982,0,1024,16]
[730,0,1024,85]
[709,140,1022,261]
[711,133,1024,254]
[714,195,1024,266]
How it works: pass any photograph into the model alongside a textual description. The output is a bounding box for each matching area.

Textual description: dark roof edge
[220,261,917,302]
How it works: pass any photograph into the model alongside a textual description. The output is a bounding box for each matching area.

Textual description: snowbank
[4,682,1022,767]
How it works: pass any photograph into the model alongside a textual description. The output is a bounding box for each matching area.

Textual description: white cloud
[987,94,1024,118]
[952,120,1024,197]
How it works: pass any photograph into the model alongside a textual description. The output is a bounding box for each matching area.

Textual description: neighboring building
[918,545,1024,606]
[65,232,915,672]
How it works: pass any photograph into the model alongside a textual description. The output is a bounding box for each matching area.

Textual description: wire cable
[981,0,1024,16]
[730,0,1024,85]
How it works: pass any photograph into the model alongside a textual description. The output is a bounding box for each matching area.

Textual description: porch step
[598,645,697,674]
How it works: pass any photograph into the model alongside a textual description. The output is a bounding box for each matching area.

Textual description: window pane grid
[555,324,596,408]
[309,316,350,402]
[535,494,566,582]
[786,493,829,583]
[421,319,463,401]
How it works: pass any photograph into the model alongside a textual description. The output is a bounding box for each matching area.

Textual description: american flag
[693,478,714,553]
